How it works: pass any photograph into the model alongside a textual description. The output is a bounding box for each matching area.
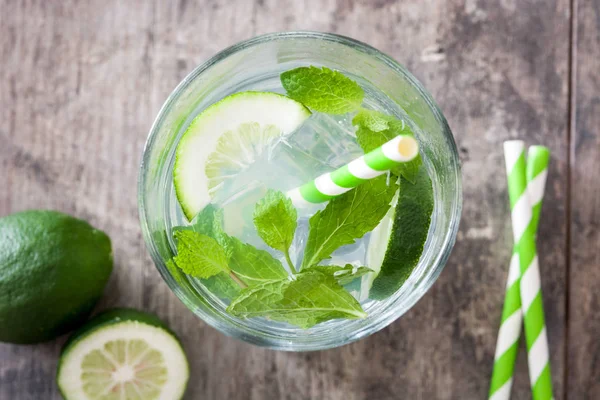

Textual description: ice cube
[280,112,363,171]
[212,112,366,262]
[219,181,268,247]
[257,112,365,218]
[214,112,363,198]
[329,237,369,266]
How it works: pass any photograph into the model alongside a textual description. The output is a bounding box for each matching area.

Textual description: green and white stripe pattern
[489,145,550,400]
[287,135,418,207]
[500,141,553,400]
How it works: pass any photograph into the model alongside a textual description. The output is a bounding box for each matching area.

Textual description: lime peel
[174,91,311,220]
[57,308,189,400]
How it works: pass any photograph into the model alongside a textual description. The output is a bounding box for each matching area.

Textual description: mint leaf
[227,279,288,317]
[301,175,398,269]
[352,109,389,132]
[311,264,373,286]
[203,272,241,299]
[191,204,221,236]
[173,230,230,279]
[173,205,230,252]
[173,205,218,235]
[172,206,240,296]
[165,259,186,286]
[353,112,412,152]
[277,271,366,327]
[353,112,422,183]
[281,66,364,114]
[227,270,366,328]
[227,236,289,286]
[395,155,422,184]
[253,190,297,254]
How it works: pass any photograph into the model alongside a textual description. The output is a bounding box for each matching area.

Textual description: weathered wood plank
[253,1,571,399]
[568,0,600,398]
[0,1,158,398]
[0,1,572,399]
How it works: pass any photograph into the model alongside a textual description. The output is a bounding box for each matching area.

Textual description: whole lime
[0,210,113,344]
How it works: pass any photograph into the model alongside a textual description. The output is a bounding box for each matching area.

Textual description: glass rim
[138,31,462,351]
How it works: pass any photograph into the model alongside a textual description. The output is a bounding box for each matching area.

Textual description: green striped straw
[526,146,551,235]
[287,135,419,207]
[489,145,550,400]
[502,141,553,400]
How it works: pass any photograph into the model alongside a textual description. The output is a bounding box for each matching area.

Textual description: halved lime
[57,309,189,400]
[174,91,311,220]
[364,166,434,300]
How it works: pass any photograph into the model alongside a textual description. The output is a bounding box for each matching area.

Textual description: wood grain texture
[0,0,582,399]
[568,0,600,398]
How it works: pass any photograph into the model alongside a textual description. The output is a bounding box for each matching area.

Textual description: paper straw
[287,135,418,207]
[526,146,550,234]
[502,141,553,400]
[489,145,550,400]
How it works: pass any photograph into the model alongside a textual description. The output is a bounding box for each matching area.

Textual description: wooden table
[1,1,598,399]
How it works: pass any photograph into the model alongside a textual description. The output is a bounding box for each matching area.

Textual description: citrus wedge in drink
[174,91,311,220]
[364,166,434,300]
[57,309,189,400]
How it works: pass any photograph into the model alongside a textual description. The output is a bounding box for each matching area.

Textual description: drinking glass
[138,32,462,351]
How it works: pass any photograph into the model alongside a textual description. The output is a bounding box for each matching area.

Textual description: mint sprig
[174,182,390,327]
[173,205,288,291]
[253,190,297,272]
[281,66,423,184]
[281,66,364,114]
[301,175,398,269]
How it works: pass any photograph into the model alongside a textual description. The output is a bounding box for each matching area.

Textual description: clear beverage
[139,32,461,350]
[165,83,426,309]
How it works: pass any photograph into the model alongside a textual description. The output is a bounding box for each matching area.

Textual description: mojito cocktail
[139,32,461,350]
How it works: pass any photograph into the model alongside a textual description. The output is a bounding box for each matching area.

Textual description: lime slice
[205,122,281,194]
[57,309,189,400]
[174,91,311,220]
[364,166,434,300]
